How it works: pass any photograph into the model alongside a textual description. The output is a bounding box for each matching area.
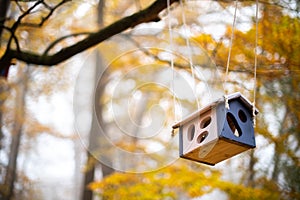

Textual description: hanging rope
[167,0,177,136]
[180,0,198,105]
[224,0,238,110]
[252,0,259,127]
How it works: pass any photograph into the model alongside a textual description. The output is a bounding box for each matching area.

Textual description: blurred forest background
[0,0,299,199]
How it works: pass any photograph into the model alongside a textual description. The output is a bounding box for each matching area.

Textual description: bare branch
[2,0,179,67]
[0,26,21,52]
[43,32,93,56]
[20,0,71,27]
[7,0,43,50]
[0,0,10,43]
[15,0,26,13]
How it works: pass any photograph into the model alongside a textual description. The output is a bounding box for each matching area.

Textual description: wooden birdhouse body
[174,92,257,165]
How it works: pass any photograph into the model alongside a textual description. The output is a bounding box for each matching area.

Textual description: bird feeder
[172,92,258,165]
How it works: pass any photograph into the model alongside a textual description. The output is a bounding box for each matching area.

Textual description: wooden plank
[182,138,251,165]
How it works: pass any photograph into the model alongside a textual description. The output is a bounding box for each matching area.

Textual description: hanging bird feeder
[172,92,258,165]
[167,0,260,165]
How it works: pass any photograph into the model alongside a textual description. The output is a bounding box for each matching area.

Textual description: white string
[167,0,177,126]
[180,0,193,79]
[180,0,198,108]
[252,0,259,127]
[224,0,238,109]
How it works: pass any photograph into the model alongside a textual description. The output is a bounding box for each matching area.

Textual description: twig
[43,32,92,56]
[20,0,71,27]
[7,0,43,50]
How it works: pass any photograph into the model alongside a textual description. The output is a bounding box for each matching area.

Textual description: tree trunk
[0,0,10,185]
[245,149,256,187]
[81,1,114,200]
[0,80,8,152]
[3,66,28,200]
[271,142,281,182]
[81,152,96,200]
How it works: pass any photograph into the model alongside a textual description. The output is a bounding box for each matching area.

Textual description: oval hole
[238,109,247,123]
[200,116,211,129]
[226,113,242,137]
[197,131,208,143]
[187,124,195,141]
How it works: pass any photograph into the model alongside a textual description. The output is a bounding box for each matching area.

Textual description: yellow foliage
[90,162,280,199]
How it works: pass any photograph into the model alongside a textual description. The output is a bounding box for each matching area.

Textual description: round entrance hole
[187,124,195,141]
[200,116,212,129]
[197,131,208,143]
[238,109,247,123]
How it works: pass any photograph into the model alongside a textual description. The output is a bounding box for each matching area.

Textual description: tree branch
[7,0,43,50]
[1,0,179,67]
[0,0,10,39]
[42,32,92,56]
[20,0,71,27]
[1,26,21,52]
